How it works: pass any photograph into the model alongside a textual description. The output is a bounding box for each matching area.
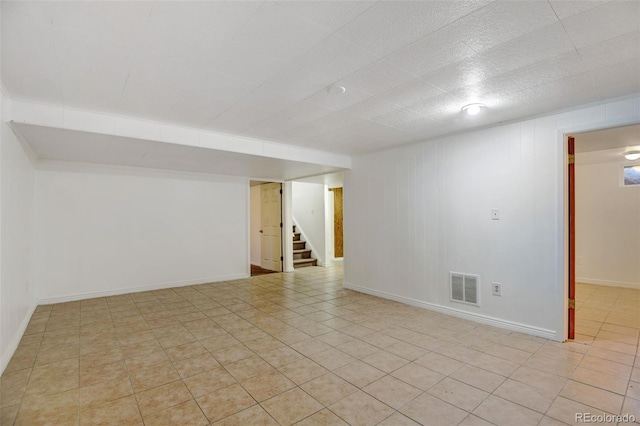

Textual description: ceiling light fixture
[461,103,485,116]
[327,85,346,95]
[624,151,640,161]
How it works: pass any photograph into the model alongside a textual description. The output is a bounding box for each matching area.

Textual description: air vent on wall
[450,272,479,306]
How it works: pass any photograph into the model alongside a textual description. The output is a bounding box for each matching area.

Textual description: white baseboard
[37,273,249,305]
[576,277,640,290]
[1,302,37,375]
[343,282,558,341]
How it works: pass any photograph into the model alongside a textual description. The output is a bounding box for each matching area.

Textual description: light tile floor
[1,267,638,425]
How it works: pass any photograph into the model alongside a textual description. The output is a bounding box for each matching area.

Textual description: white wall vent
[450,272,480,306]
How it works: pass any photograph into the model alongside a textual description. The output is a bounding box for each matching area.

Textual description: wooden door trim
[568,136,576,340]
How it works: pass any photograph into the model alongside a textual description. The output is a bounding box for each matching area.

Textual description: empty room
[1,1,639,425]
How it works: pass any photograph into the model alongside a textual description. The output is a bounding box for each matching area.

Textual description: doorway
[566,124,640,341]
[250,181,283,276]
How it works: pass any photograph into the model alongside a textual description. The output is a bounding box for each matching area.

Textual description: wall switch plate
[491,208,500,220]
[492,282,502,296]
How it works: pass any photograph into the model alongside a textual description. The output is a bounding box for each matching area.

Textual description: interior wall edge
[0,302,36,376]
[575,277,640,290]
[343,282,559,342]
[36,273,250,306]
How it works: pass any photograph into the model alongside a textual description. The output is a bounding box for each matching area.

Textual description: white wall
[35,162,249,302]
[1,87,37,374]
[345,96,640,341]
[250,185,261,266]
[292,181,326,266]
[576,160,640,288]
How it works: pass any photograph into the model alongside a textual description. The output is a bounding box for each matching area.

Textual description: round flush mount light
[327,85,346,95]
[461,103,485,116]
[624,150,640,161]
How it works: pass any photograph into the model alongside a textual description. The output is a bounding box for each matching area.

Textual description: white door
[261,183,282,271]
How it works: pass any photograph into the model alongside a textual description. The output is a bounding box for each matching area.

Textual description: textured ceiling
[2,1,640,156]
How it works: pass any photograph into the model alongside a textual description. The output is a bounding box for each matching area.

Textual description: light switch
[491,208,500,220]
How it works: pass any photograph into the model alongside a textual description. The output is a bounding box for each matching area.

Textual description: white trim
[344,282,558,341]
[576,277,640,290]
[0,303,37,375]
[37,274,248,305]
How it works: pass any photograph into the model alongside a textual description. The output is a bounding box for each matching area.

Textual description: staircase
[293,224,317,268]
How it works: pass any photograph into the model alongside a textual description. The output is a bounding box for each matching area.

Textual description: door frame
[560,117,639,341]
[248,179,291,274]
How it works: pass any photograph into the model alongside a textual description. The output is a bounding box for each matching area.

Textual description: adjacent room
[1,1,639,425]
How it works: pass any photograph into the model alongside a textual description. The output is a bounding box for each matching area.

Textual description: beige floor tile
[400,392,468,425]
[473,395,542,426]
[184,366,237,398]
[510,365,568,394]
[196,383,256,423]
[450,364,505,393]
[6,272,640,425]
[240,370,295,402]
[415,351,464,375]
[212,404,278,425]
[334,360,385,388]
[1,404,20,425]
[295,408,348,425]
[224,356,275,381]
[458,414,495,426]
[309,348,356,371]
[433,343,482,364]
[468,353,520,377]
[363,375,422,410]
[261,387,323,425]
[129,362,180,392]
[536,415,569,426]
[79,359,128,387]
[316,331,355,347]
[1,368,31,408]
[588,346,636,366]
[560,380,624,414]
[627,380,640,400]
[135,380,192,416]
[362,350,408,373]
[278,358,328,385]
[571,366,629,395]
[328,390,394,426]
[260,346,304,368]
[210,343,255,365]
[143,399,207,426]
[493,378,554,413]
[377,411,420,425]
[163,341,207,362]
[79,376,133,407]
[173,352,220,378]
[79,394,142,426]
[335,339,379,359]
[289,338,333,357]
[546,396,611,425]
[428,377,489,412]
[391,362,445,391]
[622,396,639,421]
[300,373,358,406]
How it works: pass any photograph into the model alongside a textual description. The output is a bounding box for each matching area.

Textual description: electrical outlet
[491,208,500,220]
[492,282,502,296]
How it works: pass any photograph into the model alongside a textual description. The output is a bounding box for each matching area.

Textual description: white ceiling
[574,124,640,165]
[574,124,640,153]
[2,1,640,158]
